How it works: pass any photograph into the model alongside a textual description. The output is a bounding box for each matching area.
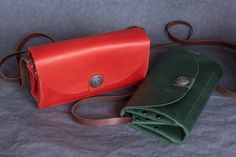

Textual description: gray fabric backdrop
[0,0,236,157]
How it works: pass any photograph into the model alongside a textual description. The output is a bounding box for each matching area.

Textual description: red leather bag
[2,27,150,109]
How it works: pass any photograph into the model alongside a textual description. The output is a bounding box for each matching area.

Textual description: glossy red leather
[26,27,150,109]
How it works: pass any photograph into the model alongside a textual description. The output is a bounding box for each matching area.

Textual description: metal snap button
[173,76,190,86]
[89,75,103,88]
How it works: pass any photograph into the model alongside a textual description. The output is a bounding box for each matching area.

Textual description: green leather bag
[121,47,222,143]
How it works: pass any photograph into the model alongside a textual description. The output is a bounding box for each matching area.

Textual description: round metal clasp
[89,75,103,88]
[173,76,190,86]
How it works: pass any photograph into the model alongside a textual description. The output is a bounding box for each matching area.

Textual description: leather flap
[124,47,199,108]
[28,27,150,95]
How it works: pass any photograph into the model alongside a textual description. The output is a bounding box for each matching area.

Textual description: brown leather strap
[15,32,55,51]
[215,86,236,98]
[71,93,133,126]
[0,32,55,84]
[0,50,28,82]
[153,20,236,98]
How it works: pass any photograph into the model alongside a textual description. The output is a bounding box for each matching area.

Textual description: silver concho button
[89,75,103,88]
[173,76,190,86]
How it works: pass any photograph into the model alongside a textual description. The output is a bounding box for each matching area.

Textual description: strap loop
[166,20,193,42]
[0,32,55,83]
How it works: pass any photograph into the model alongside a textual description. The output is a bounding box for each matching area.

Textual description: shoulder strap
[71,93,133,126]
[0,50,27,82]
[0,32,55,84]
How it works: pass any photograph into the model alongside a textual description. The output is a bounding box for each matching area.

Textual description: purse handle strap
[1,20,236,126]
[0,32,55,84]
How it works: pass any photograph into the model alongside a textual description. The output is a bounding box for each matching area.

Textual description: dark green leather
[121,47,223,143]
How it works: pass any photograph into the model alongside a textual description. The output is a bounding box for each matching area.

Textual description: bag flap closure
[28,27,150,95]
[124,47,199,108]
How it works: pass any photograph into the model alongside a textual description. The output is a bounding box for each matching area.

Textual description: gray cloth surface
[0,0,236,157]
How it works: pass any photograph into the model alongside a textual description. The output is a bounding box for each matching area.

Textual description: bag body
[121,47,223,143]
[26,27,150,109]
